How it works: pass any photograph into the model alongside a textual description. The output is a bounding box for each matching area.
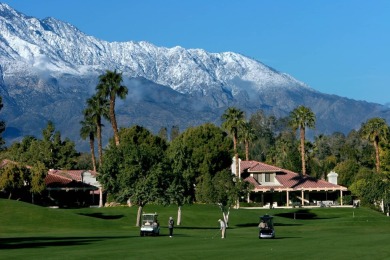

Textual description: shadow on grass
[275,209,337,220]
[175,226,220,230]
[259,236,302,240]
[0,236,131,250]
[236,222,302,227]
[77,213,124,220]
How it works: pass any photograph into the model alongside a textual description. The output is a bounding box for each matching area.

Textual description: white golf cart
[140,213,160,236]
[258,214,275,239]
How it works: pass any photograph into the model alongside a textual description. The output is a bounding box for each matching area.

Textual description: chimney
[327,171,338,185]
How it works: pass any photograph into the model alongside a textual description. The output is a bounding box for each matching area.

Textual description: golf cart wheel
[140,231,144,237]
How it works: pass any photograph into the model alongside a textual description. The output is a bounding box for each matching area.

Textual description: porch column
[301,189,304,206]
[340,190,343,206]
[286,190,290,207]
[99,187,103,207]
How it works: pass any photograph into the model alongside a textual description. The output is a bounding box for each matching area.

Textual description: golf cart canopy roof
[260,214,273,220]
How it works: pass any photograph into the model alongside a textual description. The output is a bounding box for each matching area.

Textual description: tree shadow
[236,222,259,227]
[274,209,337,220]
[0,236,131,250]
[260,236,302,240]
[274,223,302,227]
[175,226,219,230]
[78,213,124,220]
[236,222,302,228]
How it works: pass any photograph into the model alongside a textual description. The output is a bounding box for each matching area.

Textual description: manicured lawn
[1,199,390,259]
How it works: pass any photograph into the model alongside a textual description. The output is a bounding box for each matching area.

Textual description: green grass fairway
[1,199,390,259]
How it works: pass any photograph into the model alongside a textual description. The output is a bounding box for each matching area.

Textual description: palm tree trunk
[234,134,240,209]
[177,205,182,226]
[89,135,97,172]
[96,122,103,167]
[234,135,239,177]
[110,97,120,146]
[300,127,306,176]
[136,204,144,227]
[374,140,380,172]
[245,140,249,161]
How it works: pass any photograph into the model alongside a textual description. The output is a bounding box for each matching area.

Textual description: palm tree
[241,122,257,160]
[289,105,316,176]
[360,117,389,172]
[96,70,128,146]
[80,117,97,172]
[222,107,245,177]
[84,94,109,167]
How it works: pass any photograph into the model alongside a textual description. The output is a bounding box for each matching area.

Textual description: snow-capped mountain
[0,3,389,151]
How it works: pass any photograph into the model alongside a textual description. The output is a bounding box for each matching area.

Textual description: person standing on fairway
[218,219,226,239]
[168,217,174,237]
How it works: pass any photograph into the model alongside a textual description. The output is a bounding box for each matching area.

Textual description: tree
[360,117,389,172]
[80,117,97,171]
[99,125,170,226]
[0,163,28,199]
[170,125,180,142]
[158,127,168,141]
[334,159,360,187]
[84,94,109,167]
[271,131,301,172]
[248,110,277,162]
[96,70,128,146]
[39,121,78,169]
[167,123,233,203]
[4,124,77,170]
[30,161,47,204]
[222,107,245,177]
[240,122,256,160]
[289,106,316,176]
[349,169,389,207]
[165,174,188,226]
[215,169,252,225]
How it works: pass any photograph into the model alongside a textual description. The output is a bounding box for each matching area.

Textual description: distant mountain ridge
[0,3,389,151]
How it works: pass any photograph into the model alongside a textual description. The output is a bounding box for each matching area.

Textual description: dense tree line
[1,70,390,215]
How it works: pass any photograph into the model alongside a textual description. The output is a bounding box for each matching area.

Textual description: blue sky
[2,0,390,104]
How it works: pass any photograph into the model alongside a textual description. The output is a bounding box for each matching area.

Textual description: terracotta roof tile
[240,160,347,192]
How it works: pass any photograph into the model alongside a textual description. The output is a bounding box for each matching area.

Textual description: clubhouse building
[233,159,348,207]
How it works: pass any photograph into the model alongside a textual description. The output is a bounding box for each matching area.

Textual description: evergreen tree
[99,125,170,226]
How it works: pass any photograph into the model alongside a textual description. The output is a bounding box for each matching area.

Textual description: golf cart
[140,213,160,236]
[258,214,275,239]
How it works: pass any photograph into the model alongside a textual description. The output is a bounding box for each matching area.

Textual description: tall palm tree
[84,94,109,167]
[289,105,316,176]
[222,107,245,177]
[80,117,97,172]
[360,117,389,172]
[96,70,128,146]
[241,122,257,161]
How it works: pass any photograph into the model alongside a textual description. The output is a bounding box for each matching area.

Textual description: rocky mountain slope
[0,3,389,151]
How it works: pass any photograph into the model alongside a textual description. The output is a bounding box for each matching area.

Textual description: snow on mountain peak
[0,3,312,95]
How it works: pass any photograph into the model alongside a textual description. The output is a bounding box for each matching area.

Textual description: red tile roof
[241,160,347,192]
[45,169,99,190]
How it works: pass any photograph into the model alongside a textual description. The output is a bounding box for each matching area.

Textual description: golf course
[1,199,390,259]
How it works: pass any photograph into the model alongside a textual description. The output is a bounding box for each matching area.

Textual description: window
[253,173,261,182]
[252,173,275,183]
